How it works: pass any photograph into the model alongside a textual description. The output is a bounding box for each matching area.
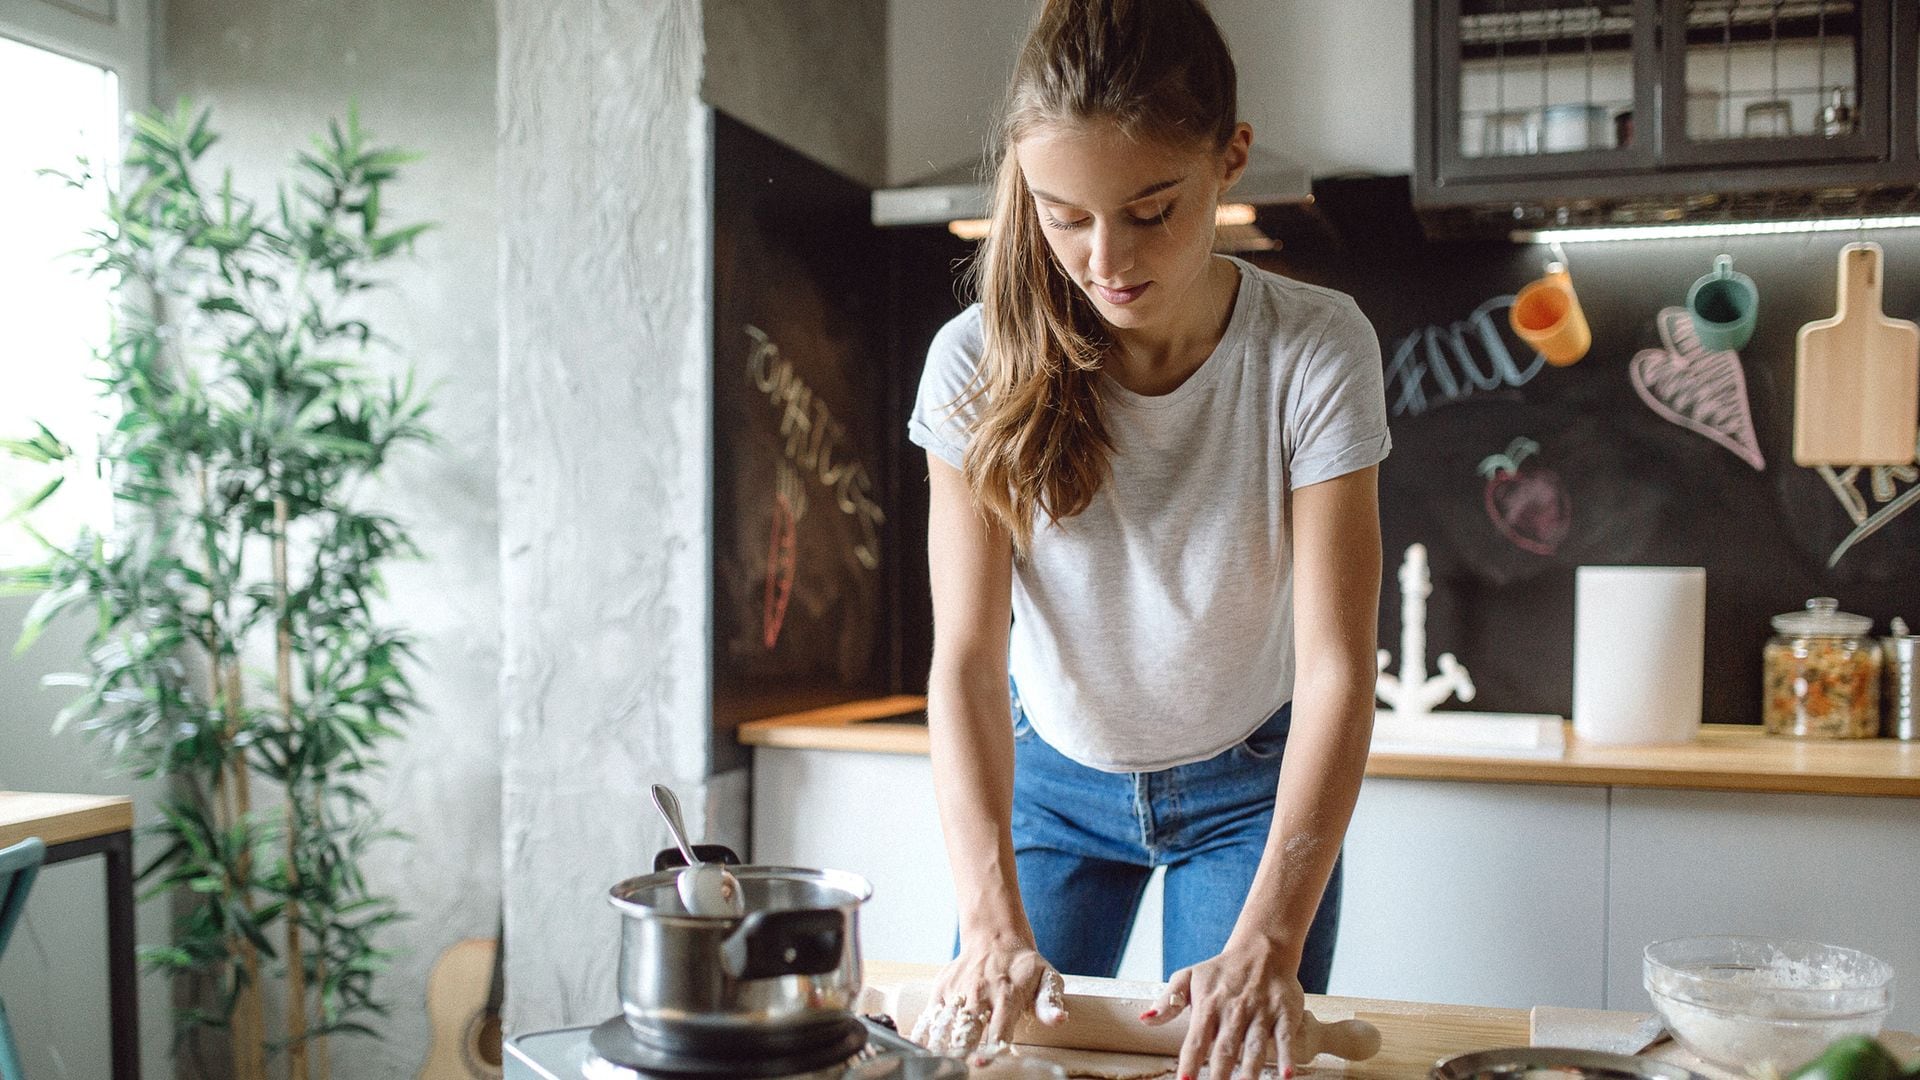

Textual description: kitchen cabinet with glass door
[1416,0,1920,222]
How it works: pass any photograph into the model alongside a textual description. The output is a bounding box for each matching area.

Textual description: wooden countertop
[737,697,1920,798]
[0,791,134,849]
[864,961,1920,1079]
[865,959,1531,1079]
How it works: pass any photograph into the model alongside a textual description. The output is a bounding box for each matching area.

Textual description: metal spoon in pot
[649,783,745,918]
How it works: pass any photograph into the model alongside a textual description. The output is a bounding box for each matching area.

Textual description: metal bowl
[1432,1047,1711,1080]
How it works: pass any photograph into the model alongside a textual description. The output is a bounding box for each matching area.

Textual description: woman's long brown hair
[957,0,1238,551]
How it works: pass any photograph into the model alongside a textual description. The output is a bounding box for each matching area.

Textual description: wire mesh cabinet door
[1658,0,1892,167]
[1429,0,1662,184]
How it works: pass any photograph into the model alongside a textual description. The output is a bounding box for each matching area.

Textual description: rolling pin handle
[1295,1014,1383,1063]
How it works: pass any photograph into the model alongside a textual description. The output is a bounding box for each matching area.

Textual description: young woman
[904,2,1389,1079]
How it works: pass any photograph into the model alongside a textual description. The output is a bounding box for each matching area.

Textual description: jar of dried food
[1763,598,1882,738]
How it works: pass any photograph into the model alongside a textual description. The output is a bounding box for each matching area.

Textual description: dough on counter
[1010,1046,1176,1080]
[1005,1049,1292,1080]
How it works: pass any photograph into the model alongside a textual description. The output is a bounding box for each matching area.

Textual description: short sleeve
[1287,297,1392,489]
[907,305,987,471]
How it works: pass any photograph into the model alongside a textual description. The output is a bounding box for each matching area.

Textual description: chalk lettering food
[1477,437,1571,556]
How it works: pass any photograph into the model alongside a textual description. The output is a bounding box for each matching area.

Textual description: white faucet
[1374,543,1476,719]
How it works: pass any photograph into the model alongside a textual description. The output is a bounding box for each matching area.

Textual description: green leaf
[198,295,247,314]
[5,476,65,523]
[16,576,89,656]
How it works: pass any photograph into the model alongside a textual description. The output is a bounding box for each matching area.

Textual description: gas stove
[505,1014,952,1080]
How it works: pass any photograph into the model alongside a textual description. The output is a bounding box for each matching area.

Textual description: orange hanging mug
[1509,263,1592,366]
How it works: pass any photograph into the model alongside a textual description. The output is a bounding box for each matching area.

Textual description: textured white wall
[496,0,715,1033]
[702,0,889,187]
[886,0,1028,183]
[158,0,502,1074]
[885,0,1416,184]
[1211,0,1415,175]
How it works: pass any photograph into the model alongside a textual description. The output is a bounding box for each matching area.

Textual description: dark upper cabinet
[1415,0,1919,221]
[1658,0,1891,167]
[1431,0,1662,182]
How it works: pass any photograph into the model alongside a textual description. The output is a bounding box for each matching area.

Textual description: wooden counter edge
[737,695,930,756]
[738,702,1920,797]
[1361,753,1920,796]
[0,791,135,849]
[862,958,1532,1028]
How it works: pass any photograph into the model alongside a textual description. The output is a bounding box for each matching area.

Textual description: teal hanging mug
[1686,254,1759,352]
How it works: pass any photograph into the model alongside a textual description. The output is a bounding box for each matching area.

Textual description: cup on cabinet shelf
[1542,103,1608,153]
[1612,109,1634,148]
[1742,99,1794,139]
[1479,109,1537,157]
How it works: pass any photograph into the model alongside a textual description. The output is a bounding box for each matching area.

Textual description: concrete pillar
[497,0,714,1031]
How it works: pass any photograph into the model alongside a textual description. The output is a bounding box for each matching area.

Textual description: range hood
[871,144,1315,244]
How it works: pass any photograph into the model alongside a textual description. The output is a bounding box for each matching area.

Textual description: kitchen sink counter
[737,697,1920,798]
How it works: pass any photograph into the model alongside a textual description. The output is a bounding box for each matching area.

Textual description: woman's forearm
[926,656,1034,943]
[1228,662,1375,967]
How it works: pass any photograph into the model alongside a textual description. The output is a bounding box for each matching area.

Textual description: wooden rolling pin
[885,980,1382,1064]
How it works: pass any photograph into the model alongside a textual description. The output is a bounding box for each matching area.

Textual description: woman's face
[1014,120,1250,333]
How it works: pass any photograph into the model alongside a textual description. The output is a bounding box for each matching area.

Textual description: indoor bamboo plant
[4,100,431,1080]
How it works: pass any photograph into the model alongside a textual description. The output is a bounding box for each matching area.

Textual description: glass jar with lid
[1763,598,1882,738]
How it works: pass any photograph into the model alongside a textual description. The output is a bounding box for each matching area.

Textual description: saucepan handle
[721,909,845,980]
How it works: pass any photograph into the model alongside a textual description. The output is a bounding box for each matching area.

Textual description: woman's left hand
[1141,934,1304,1080]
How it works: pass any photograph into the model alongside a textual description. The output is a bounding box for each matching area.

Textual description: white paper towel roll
[1573,566,1706,745]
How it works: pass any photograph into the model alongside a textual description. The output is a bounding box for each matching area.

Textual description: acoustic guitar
[419,935,504,1080]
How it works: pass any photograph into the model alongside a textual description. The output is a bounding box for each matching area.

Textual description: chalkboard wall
[710,127,1920,734]
[711,113,894,765]
[883,181,1920,728]
[1275,180,1920,726]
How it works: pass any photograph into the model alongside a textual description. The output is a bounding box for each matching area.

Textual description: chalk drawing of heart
[1630,307,1766,471]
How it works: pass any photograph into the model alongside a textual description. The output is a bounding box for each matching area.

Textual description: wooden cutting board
[1794,241,1920,466]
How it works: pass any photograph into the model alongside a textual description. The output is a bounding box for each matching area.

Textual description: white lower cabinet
[751,749,956,967]
[1328,778,1610,1009]
[1606,789,1920,1032]
[748,747,1169,981]
[752,748,1918,1024]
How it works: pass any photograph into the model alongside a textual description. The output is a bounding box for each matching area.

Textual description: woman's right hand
[909,932,1069,1058]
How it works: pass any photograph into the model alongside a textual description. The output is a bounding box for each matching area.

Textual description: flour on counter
[1002,1047,1293,1080]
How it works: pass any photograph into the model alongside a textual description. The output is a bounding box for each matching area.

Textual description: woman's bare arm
[924,451,1023,940]
[915,452,1066,1054]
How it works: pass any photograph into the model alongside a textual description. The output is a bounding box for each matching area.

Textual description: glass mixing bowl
[1643,936,1893,1076]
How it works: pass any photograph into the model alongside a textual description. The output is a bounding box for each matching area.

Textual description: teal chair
[0,837,45,1080]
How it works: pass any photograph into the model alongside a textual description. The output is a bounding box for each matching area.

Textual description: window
[0,35,119,566]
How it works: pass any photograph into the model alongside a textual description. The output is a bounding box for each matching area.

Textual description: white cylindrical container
[1573,566,1707,745]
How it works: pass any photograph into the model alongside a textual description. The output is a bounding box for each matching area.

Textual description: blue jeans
[1003,681,1341,991]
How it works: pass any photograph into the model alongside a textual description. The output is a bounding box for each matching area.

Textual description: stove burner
[588,1016,869,1078]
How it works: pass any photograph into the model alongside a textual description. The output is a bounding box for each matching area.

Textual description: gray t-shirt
[908,255,1391,772]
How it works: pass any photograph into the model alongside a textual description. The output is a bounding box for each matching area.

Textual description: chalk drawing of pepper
[1477,437,1572,556]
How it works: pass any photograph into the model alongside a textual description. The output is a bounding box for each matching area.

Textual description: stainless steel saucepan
[609,846,873,1057]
